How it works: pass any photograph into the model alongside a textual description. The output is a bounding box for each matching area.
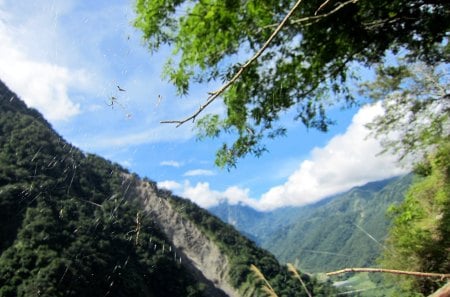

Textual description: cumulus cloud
[0,56,84,121]
[161,103,409,211]
[157,180,182,191]
[157,180,257,209]
[180,181,223,208]
[183,169,216,177]
[221,186,259,208]
[257,103,409,210]
[0,2,94,121]
[158,180,221,208]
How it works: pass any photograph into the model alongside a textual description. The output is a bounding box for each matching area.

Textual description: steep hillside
[266,176,412,272]
[0,80,337,296]
[0,80,206,296]
[210,176,412,273]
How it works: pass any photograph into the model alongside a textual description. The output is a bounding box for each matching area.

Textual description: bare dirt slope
[125,175,241,297]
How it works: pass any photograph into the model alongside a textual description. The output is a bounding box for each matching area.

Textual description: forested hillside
[210,176,413,272]
[0,80,337,296]
[0,80,205,296]
[263,176,413,272]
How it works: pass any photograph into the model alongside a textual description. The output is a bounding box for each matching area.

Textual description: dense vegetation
[134,3,450,292]
[210,176,413,273]
[265,176,413,272]
[361,59,450,296]
[381,144,450,296]
[134,0,449,167]
[0,80,205,297]
[0,79,340,296]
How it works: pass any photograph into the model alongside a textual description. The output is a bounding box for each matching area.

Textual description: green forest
[0,80,336,296]
[0,81,205,296]
[134,0,450,294]
[0,0,449,296]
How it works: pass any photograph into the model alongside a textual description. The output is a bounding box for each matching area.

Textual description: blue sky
[0,0,408,210]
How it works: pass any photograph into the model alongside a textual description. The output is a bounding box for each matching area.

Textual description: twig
[76,197,102,208]
[290,0,358,26]
[135,211,141,246]
[315,0,332,15]
[326,268,450,279]
[161,0,305,127]
[263,0,358,29]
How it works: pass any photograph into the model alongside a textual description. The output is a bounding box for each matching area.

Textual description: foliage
[359,59,450,296]
[0,78,339,296]
[361,60,450,162]
[380,143,450,296]
[134,0,450,167]
[0,80,205,297]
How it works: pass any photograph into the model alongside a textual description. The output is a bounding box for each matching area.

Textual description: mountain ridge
[209,174,412,273]
[0,79,336,296]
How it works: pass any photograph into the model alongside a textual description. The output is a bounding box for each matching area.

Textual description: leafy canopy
[134,0,449,167]
[359,60,449,296]
[380,143,450,296]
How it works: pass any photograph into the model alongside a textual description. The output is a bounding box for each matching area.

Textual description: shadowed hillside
[0,80,337,296]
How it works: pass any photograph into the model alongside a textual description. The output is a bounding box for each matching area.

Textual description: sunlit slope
[210,176,412,273]
[0,80,337,296]
[266,176,412,272]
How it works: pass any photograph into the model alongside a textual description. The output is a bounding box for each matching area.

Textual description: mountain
[0,80,337,296]
[210,202,310,245]
[209,175,412,273]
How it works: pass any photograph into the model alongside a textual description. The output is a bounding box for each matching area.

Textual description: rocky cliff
[127,175,240,297]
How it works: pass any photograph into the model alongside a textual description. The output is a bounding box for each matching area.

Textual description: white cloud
[222,186,258,208]
[183,169,216,177]
[156,180,258,209]
[163,103,409,211]
[257,103,409,210]
[158,180,182,191]
[0,1,94,121]
[180,181,223,208]
[160,160,182,168]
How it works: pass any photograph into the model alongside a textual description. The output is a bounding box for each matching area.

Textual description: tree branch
[315,0,333,15]
[263,0,358,29]
[161,0,305,127]
[326,268,450,279]
[291,0,358,25]
[161,0,359,127]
